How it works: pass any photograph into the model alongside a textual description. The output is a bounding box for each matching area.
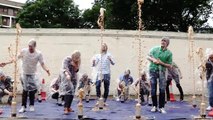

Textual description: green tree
[17,0,80,28]
[82,0,212,32]
[81,2,101,28]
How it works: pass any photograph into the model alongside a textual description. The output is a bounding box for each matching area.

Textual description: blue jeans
[149,70,166,108]
[208,79,213,107]
[96,74,110,102]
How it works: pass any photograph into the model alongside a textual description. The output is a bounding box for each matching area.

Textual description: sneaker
[116,97,120,101]
[29,106,35,112]
[104,103,108,106]
[206,106,212,111]
[159,108,167,114]
[19,106,26,113]
[151,106,157,112]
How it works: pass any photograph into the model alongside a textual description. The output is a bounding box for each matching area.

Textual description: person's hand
[0,63,6,67]
[8,92,13,96]
[153,58,159,64]
[92,60,96,67]
[46,70,50,76]
[66,75,71,80]
[107,56,112,61]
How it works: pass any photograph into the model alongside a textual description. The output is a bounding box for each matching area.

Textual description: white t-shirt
[94,52,114,74]
[18,48,44,75]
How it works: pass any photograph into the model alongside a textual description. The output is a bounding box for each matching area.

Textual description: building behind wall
[0,0,24,28]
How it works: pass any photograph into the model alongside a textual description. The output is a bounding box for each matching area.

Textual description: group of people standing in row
[2,37,213,115]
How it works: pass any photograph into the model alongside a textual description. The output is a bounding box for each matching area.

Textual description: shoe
[68,108,74,112]
[151,106,157,112]
[29,106,35,112]
[64,108,69,115]
[206,106,212,111]
[104,103,108,106]
[19,106,26,113]
[159,108,167,114]
[180,95,184,101]
[116,97,120,101]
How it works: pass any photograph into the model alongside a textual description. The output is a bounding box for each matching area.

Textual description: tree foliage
[82,0,212,32]
[17,0,80,28]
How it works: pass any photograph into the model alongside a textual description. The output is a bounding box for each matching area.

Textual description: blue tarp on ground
[0,99,204,120]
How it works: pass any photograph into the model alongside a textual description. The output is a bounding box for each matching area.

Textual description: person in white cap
[2,39,50,113]
[147,37,173,114]
[0,70,13,105]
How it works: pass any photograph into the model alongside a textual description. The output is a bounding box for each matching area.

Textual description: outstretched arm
[39,53,50,76]
[41,63,50,76]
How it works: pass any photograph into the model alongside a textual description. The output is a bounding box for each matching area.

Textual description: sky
[8,0,213,27]
[10,0,94,9]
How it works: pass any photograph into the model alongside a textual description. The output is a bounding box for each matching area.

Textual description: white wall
[0,28,212,95]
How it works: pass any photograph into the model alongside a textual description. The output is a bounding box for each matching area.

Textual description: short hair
[124,69,130,75]
[71,50,81,61]
[162,37,170,46]
[28,39,36,47]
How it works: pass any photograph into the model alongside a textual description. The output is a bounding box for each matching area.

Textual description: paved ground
[0,95,211,120]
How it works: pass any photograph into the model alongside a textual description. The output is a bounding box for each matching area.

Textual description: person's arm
[107,54,115,65]
[3,89,13,96]
[147,47,159,64]
[158,53,173,68]
[39,53,50,76]
[157,60,172,68]
[92,55,99,67]
[0,83,12,96]
[0,50,23,67]
[41,63,50,76]
[177,67,182,79]
[128,77,134,85]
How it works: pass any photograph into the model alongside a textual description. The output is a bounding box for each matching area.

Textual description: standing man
[1,39,50,113]
[92,43,115,104]
[147,37,173,114]
[166,62,184,102]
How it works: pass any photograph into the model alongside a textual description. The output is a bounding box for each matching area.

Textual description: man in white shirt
[2,39,50,113]
[92,43,115,103]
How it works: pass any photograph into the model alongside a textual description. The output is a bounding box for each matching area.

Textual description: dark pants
[52,92,64,102]
[52,92,59,100]
[140,89,150,102]
[22,89,37,108]
[96,74,110,102]
[150,70,166,108]
[64,95,74,108]
[166,79,184,101]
